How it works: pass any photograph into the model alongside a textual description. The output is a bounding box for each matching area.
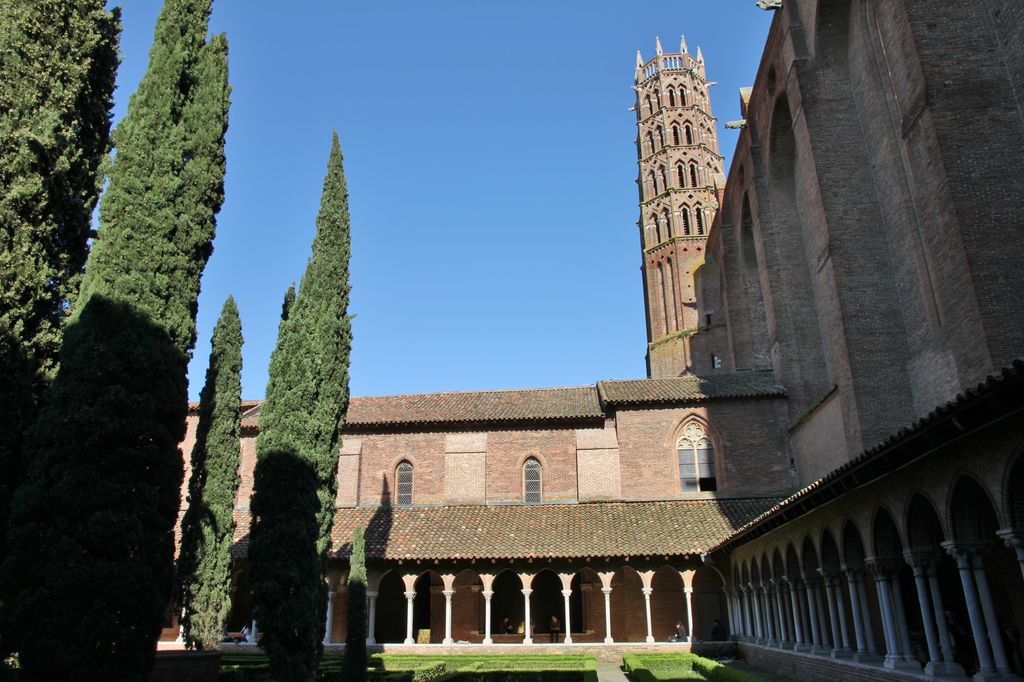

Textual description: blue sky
[108,2,772,400]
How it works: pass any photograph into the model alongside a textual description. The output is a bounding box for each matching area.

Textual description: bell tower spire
[632,39,724,377]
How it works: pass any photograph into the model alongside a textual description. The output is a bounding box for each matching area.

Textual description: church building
[173,2,1024,680]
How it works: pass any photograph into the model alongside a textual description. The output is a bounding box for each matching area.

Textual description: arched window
[696,206,705,234]
[656,127,665,149]
[654,89,661,108]
[663,209,672,238]
[682,208,691,235]
[649,171,657,197]
[672,126,681,145]
[677,422,716,492]
[668,88,676,107]
[685,124,694,145]
[646,132,654,156]
[645,95,652,115]
[689,163,699,188]
[523,458,542,503]
[681,86,688,106]
[396,461,413,506]
[660,166,668,193]
[676,163,685,187]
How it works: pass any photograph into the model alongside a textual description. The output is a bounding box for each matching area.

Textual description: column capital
[864,557,900,579]
[404,590,416,600]
[996,528,1024,552]
[561,589,572,598]
[601,586,613,595]
[902,549,939,571]
[443,589,454,598]
[482,590,494,599]
[642,587,653,597]
[940,540,990,565]
[521,588,533,597]
[684,586,694,594]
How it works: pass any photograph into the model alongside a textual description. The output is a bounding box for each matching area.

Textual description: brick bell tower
[634,36,724,377]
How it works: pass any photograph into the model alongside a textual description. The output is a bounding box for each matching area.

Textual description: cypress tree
[341,526,368,682]
[250,132,352,682]
[0,0,230,678]
[178,296,243,651]
[0,0,120,582]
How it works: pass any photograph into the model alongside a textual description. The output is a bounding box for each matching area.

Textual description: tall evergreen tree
[0,0,230,678]
[0,0,120,584]
[341,526,368,682]
[250,133,352,682]
[178,296,243,651]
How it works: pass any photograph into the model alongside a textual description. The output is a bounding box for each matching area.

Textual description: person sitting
[501,617,514,634]
[710,619,726,641]
[668,621,688,642]
[237,624,251,644]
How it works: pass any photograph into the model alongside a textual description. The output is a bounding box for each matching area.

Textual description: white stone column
[404,590,416,645]
[971,551,1014,674]
[742,588,754,639]
[522,588,533,644]
[926,566,960,673]
[602,587,614,644]
[442,589,454,645]
[773,582,790,648]
[803,577,823,654]
[906,556,942,674]
[750,586,764,642]
[561,589,573,644]
[843,570,868,658]
[821,573,845,658]
[684,586,695,643]
[787,580,807,651]
[814,581,831,648]
[889,574,916,665]
[945,545,997,676]
[870,565,916,670]
[832,575,853,657]
[482,590,494,644]
[642,587,655,643]
[324,590,334,645]
[250,619,258,645]
[856,576,879,657]
[367,592,378,645]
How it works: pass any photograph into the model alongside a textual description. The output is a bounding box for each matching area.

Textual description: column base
[603,637,614,644]
[884,656,922,671]
[794,643,814,653]
[970,672,1022,682]
[366,638,377,645]
[523,637,533,645]
[810,645,831,656]
[924,661,965,677]
[443,638,453,645]
[852,652,883,664]
[830,647,853,659]
[645,636,655,643]
[482,637,493,645]
[403,638,414,645]
[780,640,795,650]
[564,637,573,644]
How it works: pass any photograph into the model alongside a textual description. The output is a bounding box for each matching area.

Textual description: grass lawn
[218,652,598,681]
[622,653,763,682]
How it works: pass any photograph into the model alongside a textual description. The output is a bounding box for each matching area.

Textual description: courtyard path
[596,658,631,682]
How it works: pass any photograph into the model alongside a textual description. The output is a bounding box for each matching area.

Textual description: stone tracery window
[677,422,717,492]
[396,460,413,506]
[523,458,542,504]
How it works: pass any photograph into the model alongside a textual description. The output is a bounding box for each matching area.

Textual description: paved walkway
[596,658,630,682]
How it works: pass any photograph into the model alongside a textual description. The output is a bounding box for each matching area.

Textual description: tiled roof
[240,386,603,429]
[235,373,784,429]
[598,371,785,405]
[231,497,780,561]
[709,359,1024,556]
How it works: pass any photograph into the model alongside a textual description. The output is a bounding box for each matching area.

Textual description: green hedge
[622,653,761,682]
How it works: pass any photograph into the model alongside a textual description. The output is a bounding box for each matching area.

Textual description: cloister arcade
[722,455,1024,679]
[321,562,728,647]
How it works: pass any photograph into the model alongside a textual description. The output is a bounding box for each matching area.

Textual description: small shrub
[688,656,760,682]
